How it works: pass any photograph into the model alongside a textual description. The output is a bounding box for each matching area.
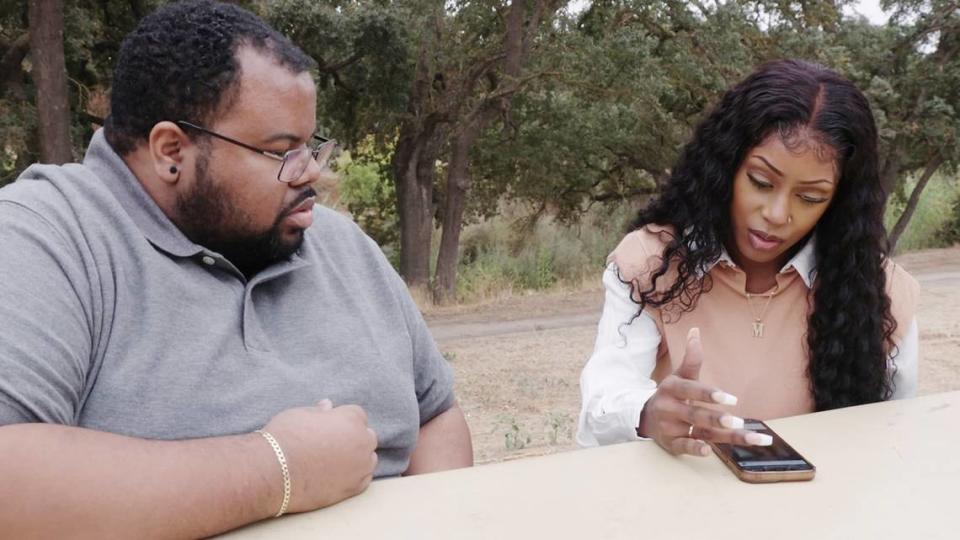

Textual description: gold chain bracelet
[255,429,291,517]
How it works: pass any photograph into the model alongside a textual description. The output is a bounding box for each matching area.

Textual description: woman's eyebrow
[753,155,834,185]
[753,155,783,176]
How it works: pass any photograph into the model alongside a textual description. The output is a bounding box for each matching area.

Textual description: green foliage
[885,172,960,252]
[938,195,960,245]
[0,0,165,184]
[0,97,36,186]
[453,204,634,302]
[5,0,960,294]
[1,1,33,185]
[258,0,414,147]
[473,0,776,220]
[337,141,399,257]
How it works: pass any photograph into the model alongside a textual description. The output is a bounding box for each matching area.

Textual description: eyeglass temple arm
[176,120,283,159]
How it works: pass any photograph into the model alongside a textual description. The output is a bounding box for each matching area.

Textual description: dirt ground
[424,246,960,465]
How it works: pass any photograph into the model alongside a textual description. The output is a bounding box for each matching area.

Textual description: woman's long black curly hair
[629,59,897,411]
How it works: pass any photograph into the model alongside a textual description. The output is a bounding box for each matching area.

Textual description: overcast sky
[845,0,890,25]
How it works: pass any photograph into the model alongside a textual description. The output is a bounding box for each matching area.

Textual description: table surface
[222,390,959,540]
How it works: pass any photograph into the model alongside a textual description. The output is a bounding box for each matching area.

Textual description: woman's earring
[169,165,178,174]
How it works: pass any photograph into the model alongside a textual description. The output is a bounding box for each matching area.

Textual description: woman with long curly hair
[577,59,919,456]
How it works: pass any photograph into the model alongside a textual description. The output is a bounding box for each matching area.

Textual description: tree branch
[321,52,363,73]
[893,1,960,54]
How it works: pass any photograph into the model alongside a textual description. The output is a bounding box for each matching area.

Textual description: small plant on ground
[494,415,532,450]
[545,411,573,445]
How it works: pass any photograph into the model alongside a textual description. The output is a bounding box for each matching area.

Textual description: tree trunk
[434,126,480,304]
[389,18,447,290]
[392,124,439,289]
[889,153,945,252]
[28,0,73,164]
[432,0,549,303]
[878,146,901,198]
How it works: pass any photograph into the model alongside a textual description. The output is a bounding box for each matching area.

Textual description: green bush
[936,172,960,246]
[336,148,399,262]
[938,197,960,246]
[452,203,634,302]
[885,172,960,253]
[0,98,38,187]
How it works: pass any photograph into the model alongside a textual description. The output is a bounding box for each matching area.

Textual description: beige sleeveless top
[608,225,920,419]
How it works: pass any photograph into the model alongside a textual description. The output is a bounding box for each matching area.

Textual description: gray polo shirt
[0,130,454,476]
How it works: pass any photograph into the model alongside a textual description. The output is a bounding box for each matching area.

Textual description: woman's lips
[748,228,783,251]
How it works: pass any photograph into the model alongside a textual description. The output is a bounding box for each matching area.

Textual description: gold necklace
[745,288,777,338]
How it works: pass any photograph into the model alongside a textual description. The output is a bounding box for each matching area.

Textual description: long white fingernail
[687,327,700,341]
[720,414,744,429]
[711,391,738,406]
[745,432,773,446]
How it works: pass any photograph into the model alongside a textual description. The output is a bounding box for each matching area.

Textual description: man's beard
[174,154,315,278]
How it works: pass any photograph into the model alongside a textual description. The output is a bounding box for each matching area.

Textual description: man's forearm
[0,423,280,539]
[404,402,473,475]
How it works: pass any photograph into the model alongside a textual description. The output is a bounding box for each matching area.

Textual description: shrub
[885,172,960,253]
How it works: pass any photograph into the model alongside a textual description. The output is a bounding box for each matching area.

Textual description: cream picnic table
[222,390,959,539]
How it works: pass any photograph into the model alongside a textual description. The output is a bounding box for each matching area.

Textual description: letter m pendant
[752,321,764,338]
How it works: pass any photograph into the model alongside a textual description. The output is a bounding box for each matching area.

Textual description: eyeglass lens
[278,140,337,183]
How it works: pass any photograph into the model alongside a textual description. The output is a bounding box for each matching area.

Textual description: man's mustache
[282,187,317,216]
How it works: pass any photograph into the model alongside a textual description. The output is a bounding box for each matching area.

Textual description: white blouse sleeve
[890,316,919,399]
[576,264,662,447]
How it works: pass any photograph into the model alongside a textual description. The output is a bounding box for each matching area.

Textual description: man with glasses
[0,1,471,537]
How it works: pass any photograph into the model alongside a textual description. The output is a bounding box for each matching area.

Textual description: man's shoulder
[310,204,364,233]
[304,205,387,263]
[299,205,407,302]
[3,161,107,206]
[0,162,104,228]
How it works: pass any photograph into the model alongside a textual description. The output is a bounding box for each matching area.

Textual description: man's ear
[148,121,189,185]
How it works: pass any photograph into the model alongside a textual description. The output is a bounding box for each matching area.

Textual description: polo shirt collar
[82,129,204,258]
[711,235,818,288]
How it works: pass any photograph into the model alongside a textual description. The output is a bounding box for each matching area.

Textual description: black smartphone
[709,419,816,483]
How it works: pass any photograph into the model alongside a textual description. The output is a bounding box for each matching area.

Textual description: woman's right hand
[637,327,773,456]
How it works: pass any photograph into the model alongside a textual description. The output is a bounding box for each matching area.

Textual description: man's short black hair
[105,0,315,155]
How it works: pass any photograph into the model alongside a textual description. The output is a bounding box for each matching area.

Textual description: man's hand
[0,401,379,538]
[262,400,378,513]
[637,327,773,456]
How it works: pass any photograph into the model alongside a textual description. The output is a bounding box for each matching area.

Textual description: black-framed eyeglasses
[176,120,337,183]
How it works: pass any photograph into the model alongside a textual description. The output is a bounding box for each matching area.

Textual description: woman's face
[728,132,838,275]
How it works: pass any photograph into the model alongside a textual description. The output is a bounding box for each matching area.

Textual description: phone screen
[713,420,813,471]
